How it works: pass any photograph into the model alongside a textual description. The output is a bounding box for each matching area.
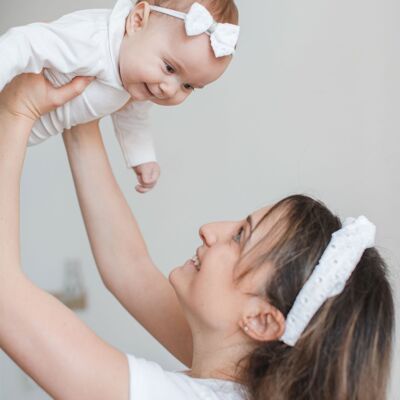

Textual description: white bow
[149,2,240,58]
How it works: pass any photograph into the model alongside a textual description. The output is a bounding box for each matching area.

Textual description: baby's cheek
[168,91,191,106]
[120,58,142,85]
[118,65,130,87]
[178,92,191,104]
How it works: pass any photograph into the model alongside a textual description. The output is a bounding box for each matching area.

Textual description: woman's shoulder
[126,354,246,400]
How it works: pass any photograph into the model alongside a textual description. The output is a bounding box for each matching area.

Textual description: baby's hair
[136,0,239,24]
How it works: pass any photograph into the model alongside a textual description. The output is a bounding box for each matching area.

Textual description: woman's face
[169,206,273,333]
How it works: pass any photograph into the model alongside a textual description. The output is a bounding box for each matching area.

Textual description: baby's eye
[183,83,194,91]
[164,62,175,74]
[233,227,244,243]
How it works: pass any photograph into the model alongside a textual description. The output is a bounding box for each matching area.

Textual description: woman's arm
[0,74,129,400]
[63,122,193,366]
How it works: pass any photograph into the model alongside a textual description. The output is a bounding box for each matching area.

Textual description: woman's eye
[233,227,244,243]
[164,63,175,74]
[183,83,194,91]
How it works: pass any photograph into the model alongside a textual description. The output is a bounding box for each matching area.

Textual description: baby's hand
[133,162,160,193]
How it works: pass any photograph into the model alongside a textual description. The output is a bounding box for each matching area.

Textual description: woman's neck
[187,329,254,383]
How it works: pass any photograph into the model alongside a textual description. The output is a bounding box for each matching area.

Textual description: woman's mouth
[191,255,201,271]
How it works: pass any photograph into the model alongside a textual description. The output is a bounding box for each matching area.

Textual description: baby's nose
[160,78,179,99]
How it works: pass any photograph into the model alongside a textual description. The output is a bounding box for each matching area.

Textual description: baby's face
[119,9,231,106]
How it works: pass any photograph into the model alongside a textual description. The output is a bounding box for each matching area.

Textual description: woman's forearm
[63,123,193,366]
[0,72,93,274]
[0,109,32,273]
[63,122,153,288]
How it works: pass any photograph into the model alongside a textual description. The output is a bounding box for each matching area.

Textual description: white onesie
[0,0,156,167]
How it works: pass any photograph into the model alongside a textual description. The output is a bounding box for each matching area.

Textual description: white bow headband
[149,2,240,58]
[280,215,376,347]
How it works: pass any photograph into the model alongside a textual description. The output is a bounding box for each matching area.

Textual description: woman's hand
[0,72,93,122]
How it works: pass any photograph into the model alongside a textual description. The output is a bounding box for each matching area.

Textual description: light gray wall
[0,0,398,399]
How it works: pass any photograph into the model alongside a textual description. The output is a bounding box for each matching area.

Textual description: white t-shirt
[0,0,155,167]
[127,354,246,400]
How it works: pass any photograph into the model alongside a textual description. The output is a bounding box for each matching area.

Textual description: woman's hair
[238,195,394,400]
[136,0,239,24]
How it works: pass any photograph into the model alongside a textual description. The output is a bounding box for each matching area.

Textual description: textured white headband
[149,2,240,58]
[280,215,376,346]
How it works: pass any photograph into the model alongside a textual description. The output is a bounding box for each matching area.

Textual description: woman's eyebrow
[245,215,253,239]
[246,215,253,231]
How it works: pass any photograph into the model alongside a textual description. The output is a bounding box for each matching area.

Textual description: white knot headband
[148,2,240,58]
[280,215,376,347]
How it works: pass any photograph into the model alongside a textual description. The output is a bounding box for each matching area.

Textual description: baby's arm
[63,121,193,366]
[112,101,156,167]
[112,101,161,192]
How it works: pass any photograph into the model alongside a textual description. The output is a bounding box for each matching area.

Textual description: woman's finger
[0,73,95,122]
[51,76,94,108]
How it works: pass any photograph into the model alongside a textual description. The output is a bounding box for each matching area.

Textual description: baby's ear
[126,1,151,34]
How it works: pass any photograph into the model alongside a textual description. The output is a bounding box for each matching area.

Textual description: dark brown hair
[239,195,394,400]
[136,0,239,24]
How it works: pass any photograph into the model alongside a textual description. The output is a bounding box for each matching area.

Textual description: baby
[0,0,239,192]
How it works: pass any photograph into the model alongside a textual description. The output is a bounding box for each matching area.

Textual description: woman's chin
[168,266,182,289]
[169,263,195,297]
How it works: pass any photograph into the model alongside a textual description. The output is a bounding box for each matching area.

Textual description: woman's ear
[125,1,151,35]
[240,299,286,342]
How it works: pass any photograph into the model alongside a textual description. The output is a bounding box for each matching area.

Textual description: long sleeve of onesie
[112,101,156,166]
[0,7,157,168]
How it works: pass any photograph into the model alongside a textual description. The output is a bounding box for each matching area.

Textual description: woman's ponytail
[239,195,394,400]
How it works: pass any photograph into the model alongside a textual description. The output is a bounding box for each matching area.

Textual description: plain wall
[0,0,398,399]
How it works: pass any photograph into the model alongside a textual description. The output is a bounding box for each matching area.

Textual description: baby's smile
[143,83,155,98]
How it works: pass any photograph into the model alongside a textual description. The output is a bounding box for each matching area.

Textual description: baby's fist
[133,162,160,193]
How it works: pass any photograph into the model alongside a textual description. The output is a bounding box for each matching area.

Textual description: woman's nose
[199,224,217,247]
[199,221,237,246]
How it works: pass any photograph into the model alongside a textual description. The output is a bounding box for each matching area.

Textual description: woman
[0,73,394,400]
